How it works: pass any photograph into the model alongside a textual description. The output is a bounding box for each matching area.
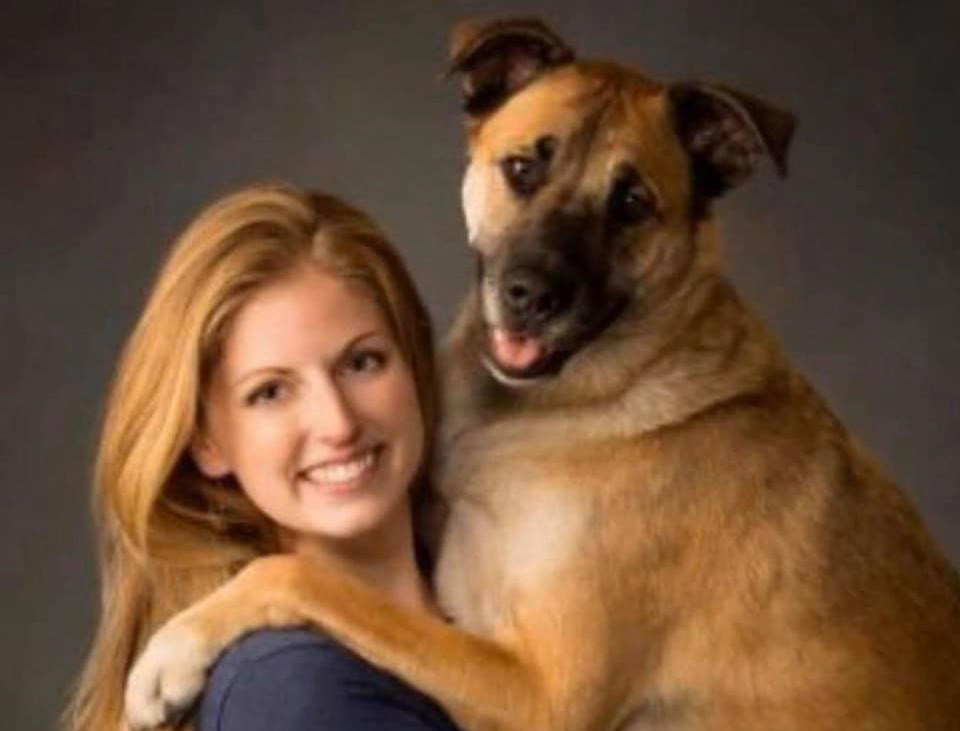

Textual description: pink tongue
[490,328,544,371]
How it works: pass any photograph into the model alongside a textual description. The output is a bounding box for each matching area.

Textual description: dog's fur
[127,18,960,731]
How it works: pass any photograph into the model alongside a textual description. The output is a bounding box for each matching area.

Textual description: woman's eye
[344,350,387,375]
[246,381,287,406]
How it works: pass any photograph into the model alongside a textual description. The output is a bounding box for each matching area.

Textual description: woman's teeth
[303,449,377,485]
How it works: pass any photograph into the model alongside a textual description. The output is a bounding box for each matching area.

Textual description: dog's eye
[609,178,655,225]
[501,155,545,197]
[535,135,557,162]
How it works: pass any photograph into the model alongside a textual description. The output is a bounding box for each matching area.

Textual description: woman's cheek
[241,410,301,480]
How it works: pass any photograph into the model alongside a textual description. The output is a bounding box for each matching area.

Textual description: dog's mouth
[482,294,629,385]
[483,326,566,385]
[490,327,543,371]
[477,261,632,386]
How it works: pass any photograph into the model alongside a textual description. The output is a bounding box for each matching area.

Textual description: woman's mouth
[298,446,381,492]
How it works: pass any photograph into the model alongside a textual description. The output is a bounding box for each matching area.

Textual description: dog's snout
[501,267,570,327]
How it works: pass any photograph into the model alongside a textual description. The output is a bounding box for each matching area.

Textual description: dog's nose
[501,267,569,326]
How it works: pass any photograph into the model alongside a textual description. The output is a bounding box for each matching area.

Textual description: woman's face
[194,264,424,551]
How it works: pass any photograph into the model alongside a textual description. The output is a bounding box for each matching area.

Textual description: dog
[126,17,960,730]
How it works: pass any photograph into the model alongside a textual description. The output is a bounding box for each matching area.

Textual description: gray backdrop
[5,1,959,728]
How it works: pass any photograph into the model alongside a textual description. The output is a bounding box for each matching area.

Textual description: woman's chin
[296,491,411,549]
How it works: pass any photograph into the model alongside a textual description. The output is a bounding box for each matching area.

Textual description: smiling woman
[64,183,458,731]
[193,265,425,557]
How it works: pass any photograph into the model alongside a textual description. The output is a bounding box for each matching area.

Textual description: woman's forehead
[218,267,388,378]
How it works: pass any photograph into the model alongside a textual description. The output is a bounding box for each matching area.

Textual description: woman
[64,183,458,730]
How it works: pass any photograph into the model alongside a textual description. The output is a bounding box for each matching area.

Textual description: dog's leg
[125,554,550,731]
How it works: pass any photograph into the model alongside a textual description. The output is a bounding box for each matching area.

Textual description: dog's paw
[125,621,213,730]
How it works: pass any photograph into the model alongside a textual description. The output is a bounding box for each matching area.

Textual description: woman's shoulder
[197,627,459,731]
[206,626,332,677]
[197,628,334,730]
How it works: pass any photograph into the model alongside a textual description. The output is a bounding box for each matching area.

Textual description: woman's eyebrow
[340,329,387,351]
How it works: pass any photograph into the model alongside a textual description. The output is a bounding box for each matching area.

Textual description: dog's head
[448,18,795,386]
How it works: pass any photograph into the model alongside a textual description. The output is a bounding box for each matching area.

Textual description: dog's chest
[433,458,589,635]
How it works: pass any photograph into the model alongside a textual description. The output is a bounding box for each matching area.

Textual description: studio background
[4,1,958,728]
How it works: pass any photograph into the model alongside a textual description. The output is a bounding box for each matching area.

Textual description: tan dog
[127,18,960,731]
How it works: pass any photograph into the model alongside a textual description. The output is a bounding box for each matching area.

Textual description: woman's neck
[288,501,435,616]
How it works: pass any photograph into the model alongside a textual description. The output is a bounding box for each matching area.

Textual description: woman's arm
[198,629,459,731]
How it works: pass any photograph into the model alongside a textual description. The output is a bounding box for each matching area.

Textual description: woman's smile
[297,444,384,493]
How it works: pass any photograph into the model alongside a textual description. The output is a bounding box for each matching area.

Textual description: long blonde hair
[64,183,437,730]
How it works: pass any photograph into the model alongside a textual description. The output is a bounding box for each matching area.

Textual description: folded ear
[447,17,575,117]
[669,82,797,198]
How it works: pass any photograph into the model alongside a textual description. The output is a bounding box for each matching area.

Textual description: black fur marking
[448,18,575,117]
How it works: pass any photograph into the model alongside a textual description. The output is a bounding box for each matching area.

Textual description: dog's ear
[447,17,575,117]
[669,82,796,198]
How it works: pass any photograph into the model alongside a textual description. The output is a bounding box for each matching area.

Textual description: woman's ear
[190,432,230,479]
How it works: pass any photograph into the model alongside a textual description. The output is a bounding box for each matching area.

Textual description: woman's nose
[309,382,361,445]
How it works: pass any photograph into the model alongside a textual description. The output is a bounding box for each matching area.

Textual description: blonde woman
[65,184,459,731]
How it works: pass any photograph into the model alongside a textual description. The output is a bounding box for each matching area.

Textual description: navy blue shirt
[198,628,461,731]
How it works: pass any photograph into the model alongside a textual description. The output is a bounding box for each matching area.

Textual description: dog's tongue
[490,328,543,371]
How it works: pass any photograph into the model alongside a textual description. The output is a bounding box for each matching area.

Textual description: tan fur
[127,22,960,731]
